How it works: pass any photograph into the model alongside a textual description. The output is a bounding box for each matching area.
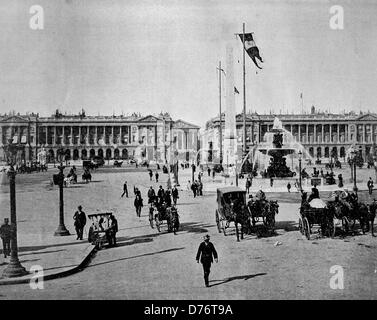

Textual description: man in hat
[73,205,87,240]
[0,218,11,258]
[196,234,218,287]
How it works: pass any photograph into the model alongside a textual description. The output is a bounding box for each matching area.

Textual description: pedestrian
[148,169,153,181]
[155,171,159,183]
[106,213,118,247]
[187,180,192,191]
[367,177,374,195]
[270,177,274,188]
[245,178,251,194]
[212,170,215,180]
[165,189,172,207]
[121,180,128,198]
[207,167,211,177]
[0,218,11,258]
[287,182,291,193]
[338,174,344,188]
[199,180,203,196]
[157,185,165,204]
[147,186,156,204]
[134,186,141,197]
[191,180,198,198]
[196,234,218,287]
[73,205,87,240]
[134,194,143,217]
[172,185,179,205]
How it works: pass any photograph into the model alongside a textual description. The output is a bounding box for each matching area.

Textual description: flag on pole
[238,33,263,69]
[234,86,240,94]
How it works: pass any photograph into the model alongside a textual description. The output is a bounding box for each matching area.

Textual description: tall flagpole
[242,23,247,159]
[218,61,223,164]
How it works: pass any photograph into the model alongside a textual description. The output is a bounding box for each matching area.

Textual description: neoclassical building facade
[0,110,200,164]
[201,107,377,162]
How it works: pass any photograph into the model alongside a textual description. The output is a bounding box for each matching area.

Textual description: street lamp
[298,150,303,193]
[2,166,28,278]
[54,163,70,236]
[350,148,358,192]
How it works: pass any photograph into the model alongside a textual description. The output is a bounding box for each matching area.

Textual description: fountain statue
[250,117,313,178]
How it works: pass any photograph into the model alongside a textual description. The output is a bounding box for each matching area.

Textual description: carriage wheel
[298,217,303,235]
[303,217,310,240]
[215,210,221,233]
[268,215,275,232]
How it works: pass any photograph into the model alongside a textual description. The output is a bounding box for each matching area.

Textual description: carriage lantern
[298,150,303,192]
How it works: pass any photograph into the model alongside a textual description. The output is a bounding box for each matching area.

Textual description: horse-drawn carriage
[247,193,279,232]
[327,191,376,236]
[150,200,180,234]
[215,187,250,241]
[113,160,123,167]
[87,212,116,249]
[299,198,335,240]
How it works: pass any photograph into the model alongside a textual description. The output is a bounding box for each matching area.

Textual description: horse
[330,199,369,234]
[82,171,92,183]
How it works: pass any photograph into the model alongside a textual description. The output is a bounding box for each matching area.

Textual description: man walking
[155,171,159,183]
[106,213,118,247]
[0,218,11,258]
[73,205,87,240]
[287,182,291,193]
[147,186,156,204]
[196,234,218,287]
[148,169,153,181]
[134,194,144,217]
[367,177,374,195]
[191,180,198,198]
[121,180,128,198]
[172,185,179,205]
[157,185,165,204]
[245,178,251,194]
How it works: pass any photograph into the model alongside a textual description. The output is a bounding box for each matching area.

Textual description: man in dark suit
[73,205,87,240]
[196,234,218,287]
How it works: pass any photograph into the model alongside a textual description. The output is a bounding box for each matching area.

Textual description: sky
[0,0,376,127]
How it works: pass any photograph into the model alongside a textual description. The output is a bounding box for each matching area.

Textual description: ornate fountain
[251,117,312,178]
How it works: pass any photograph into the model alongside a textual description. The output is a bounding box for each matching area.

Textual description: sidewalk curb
[0,245,98,286]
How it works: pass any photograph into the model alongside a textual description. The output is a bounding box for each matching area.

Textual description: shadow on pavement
[209,273,267,287]
[19,249,66,257]
[18,238,87,253]
[275,220,298,232]
[88,247,185,268]
[179,222,213,234]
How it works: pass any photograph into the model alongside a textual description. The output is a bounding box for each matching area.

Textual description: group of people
[148,169,159,183]
[187,179,203,198]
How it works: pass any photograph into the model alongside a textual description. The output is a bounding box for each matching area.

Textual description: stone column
[313,124,317,143]
[321,125,324,143]
[363,124,366,143]
[329,124,332,143]
[70,126,73,146]
[337,124,340,143]
[306,124,309,144]
[297,125,300,142]
[53,126,57,146]
[79,126,81,145]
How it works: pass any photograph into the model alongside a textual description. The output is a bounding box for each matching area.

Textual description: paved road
[1,167,377,299]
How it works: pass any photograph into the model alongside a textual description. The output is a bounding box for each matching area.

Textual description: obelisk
[224,44,237,166]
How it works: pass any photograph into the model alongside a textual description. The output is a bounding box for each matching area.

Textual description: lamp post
[54,163,70,236]
[298,150,303,193]
[2,165,28,278]
[350,148,358,192]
